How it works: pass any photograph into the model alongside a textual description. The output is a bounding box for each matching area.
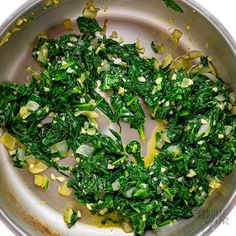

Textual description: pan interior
[0,1,235,236]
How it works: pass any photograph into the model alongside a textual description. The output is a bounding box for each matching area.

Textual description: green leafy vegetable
[163,0,184,13]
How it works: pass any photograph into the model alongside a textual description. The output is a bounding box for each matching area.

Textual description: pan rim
[0,0,235,235]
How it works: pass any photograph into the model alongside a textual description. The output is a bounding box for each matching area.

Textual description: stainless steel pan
[0,1,235,235]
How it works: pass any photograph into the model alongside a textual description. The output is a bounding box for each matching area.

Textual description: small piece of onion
[63,19,73,30]
[161,54,173,68]
[171,29,183,46]
[215,94,226,102]
[83,4,99,19]
[160,132,171,143]
[171,57,190,70]
[28,162,48,174]
[0,133,16,150]
[189,64,210,75]
[208,62,217,76]
[209,178,221,189]
[58,182,73,197]
[97,60,110,74]
[167,145,181,154]
[122,222,133,233]
[180,78,194,88]
[224,126,233,136]
[112,180,120,191]
[49,140,68,157]
[76,144,94,157]
[185,51,204,60]
[229,92,236,105]
[231,106,236,115]
[196,120,211,137]
[26,101,40,112]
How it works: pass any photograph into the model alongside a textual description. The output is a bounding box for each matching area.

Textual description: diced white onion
[112,180,120,191]
[76,144,94,157]
[26,101,40,111]
[224,125,233,136]
[97,60,110,74]
[50,140,68,157]
[16,148,26,160]
[180,78,193,88]
[231,106,236,115]
[215,94,226,102]
[161,54,172,68]
[202,73,219,83]
[196,120,211,137]
[185,50,204,60]
[167,145,181,154]
[160,133,171,143]
[171,29,183,46]
[229,92,236,105]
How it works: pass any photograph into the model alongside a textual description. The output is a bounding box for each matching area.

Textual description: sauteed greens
[0,3,235,236]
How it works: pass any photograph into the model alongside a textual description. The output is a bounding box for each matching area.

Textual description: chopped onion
[74,110,98,119]
[231,106,236,115]
[215,94,226,102]
[189,65,210,75]
[63,19,73,30]
[156,138,165,149]
[100,19,108,36]
[208,62,217,76]
[90,37,99,47]
[112,180,120,191]
[58,182,73,197]
[83,4,99,19]
[171,57,190,70]
[50,140,68,157]
[187,169,197,178]
[122,222,133,233]
[209,178,221,189]
[125,187,135,198]
[185,51,204,60]
[16,148,26,161]
[202,73,219,83]
[63,209,74,224]
[99,208,108,215]
[74,110,98,128]
[171,29,183,46]
[87,128,96,135]
[160,132,171,143]
[167,145,181,154]
[37,43,48,64]
[196,120,211,137]
[19,106,31,119]
[229,92,236,105]
[110,31,118,39]
[137,76,146,82]
[153,59,161,70]
[0,132,16,150]
[180,78,194,88]
[76,144,94,157]
[97,60,110,74]
[26,101,40,111]
[28,162,48,174]
[161,54,172,68]
[118,87,126,96]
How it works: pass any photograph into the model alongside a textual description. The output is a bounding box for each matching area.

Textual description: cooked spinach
[0,10,235,236]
